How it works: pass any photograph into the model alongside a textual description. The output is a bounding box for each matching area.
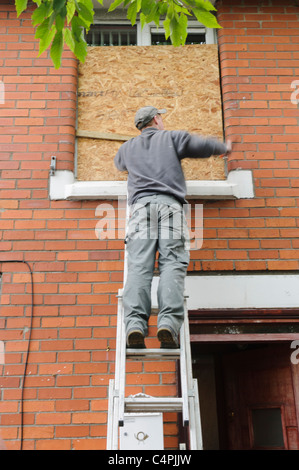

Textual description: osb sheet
[77,45,225,181]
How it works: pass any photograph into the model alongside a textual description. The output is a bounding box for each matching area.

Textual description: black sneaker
[126,329,146,349]
[157,327,179,349]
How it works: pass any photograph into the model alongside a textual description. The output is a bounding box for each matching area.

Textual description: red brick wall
[0,1,178,450]
[1,0,299,450]
[213,0,299,272]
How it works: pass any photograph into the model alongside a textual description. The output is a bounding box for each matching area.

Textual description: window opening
[85,23,209,47]
[251,407,285,448]
[151,31,206,45]
[86,24,137,46]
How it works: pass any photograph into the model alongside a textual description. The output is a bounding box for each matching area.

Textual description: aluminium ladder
[106,289,203,450]
[106,199,203,450]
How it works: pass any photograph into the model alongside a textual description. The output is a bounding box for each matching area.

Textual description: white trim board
[49,170,254,201]
[151,274,299,310]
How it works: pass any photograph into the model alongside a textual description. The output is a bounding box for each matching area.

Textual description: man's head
[135,106,167,131]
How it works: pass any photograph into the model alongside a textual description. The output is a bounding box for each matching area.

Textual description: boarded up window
[76,45,225,182]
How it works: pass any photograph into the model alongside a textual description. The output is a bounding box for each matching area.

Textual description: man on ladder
[114,106,231,350]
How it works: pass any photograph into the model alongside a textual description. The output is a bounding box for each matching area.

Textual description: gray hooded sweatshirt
[114,127,228,206]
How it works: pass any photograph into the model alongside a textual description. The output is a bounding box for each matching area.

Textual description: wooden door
[221,343,299,450]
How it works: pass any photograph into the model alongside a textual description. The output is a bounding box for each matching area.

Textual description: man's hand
[225,140,232,154]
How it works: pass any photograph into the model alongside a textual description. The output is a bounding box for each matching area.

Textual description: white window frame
[137,21,217,45]
[49,19,254,201]
[85,19,217,46]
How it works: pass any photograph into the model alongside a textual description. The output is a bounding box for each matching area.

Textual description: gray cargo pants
[123,194,190,342]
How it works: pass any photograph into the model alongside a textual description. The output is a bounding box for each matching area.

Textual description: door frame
[189,308,299,450]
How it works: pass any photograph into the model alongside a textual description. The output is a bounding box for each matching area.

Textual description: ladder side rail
[106,379,115,449]
[114,290,124,386]
[117,197,130,427]
[114,290,125,431]
[107,378,121,450]
[183,296,203,449]
[112,395,120,449]
[118,309,126,427]
[179,321,190,427]
[183,296,194,387]
[193,378,203,450]
[188,394,197,450]
[122,197,129,285]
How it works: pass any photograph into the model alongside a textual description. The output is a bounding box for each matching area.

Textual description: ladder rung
[124,397,183,413]
[126,348,180,360]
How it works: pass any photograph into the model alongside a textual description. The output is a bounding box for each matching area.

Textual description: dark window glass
[86,25,137,46]
[251,408,284,448]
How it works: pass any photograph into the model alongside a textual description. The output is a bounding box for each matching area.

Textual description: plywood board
[77,45,225,181]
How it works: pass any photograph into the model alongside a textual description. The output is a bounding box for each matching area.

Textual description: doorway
[192,342,299,450]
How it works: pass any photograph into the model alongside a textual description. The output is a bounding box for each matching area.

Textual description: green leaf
[166,3,174,20]
[74,36,87,63]
[63,27,75,52]
[55,12,66,31]
[140,0,154,16]
[108,0,124,12]
[35,18,51,39]
[163,17,170,40]
[38,25,56,56]
[48,11,57,29]
[157,1,167,16]
[178,13,188,44]
[192,0,216,12]
[140,12,146,29]
[32,2,52,26]
[192,8,221,28]
[50,30,63,69]
[169,17,181,47]
[66,0,76,23]
[15,0,28,17]
[146,3,160,27]
[71,15,84,41]
[127,1,138,26]
[77,2,94,23]
[79,0,94,9]
[53,0,66,12]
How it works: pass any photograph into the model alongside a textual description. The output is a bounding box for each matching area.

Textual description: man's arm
[172,131,231,159]
[114,147,127,171]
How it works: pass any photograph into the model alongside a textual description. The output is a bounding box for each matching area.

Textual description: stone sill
[49,169,254,201]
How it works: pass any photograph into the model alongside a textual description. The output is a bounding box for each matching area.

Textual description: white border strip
[152,274,299,309]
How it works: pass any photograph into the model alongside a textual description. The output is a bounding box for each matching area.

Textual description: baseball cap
[134,106,167,130]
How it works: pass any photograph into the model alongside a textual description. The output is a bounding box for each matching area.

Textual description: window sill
[49,169,254,201]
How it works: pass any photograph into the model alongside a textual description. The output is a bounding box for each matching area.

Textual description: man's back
[115,127,227,206]
[114,127,189,205]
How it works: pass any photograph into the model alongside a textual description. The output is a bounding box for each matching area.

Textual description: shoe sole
[127,330,145,349]
[157,328,178,349]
